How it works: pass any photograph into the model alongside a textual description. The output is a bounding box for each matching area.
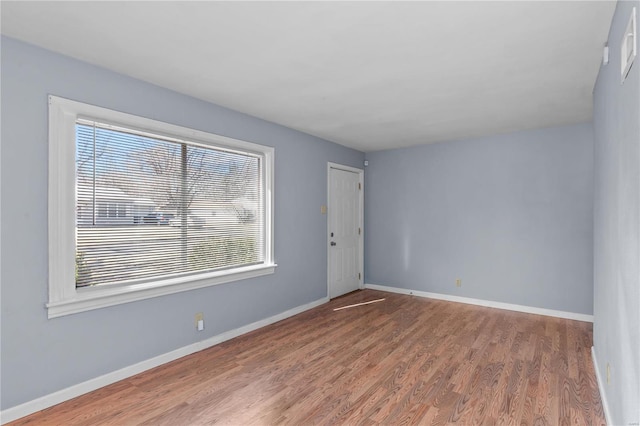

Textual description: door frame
[327,162,365,298]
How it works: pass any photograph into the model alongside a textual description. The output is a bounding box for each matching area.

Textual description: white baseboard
[364,283,594,322]
[591,346,613,425]
[0,296,329,424]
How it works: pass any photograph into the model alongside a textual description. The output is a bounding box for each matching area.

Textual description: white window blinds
[75,120,265,288]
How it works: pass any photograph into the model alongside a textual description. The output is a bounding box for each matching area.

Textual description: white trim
[328,162,364,175]
[591,346,613,425]
[47,264,277,319]
[364,283,594,322]
[47,95,276,318]
[0,296,329,424]
[327,162,365,298]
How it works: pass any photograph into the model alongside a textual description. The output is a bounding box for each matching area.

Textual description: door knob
[330,241,337,246]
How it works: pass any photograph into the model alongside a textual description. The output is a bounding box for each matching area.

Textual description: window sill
[46,264,277,319]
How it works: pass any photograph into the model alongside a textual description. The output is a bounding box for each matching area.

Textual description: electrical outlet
[456,279,462,287]
[606,363,611,384]
[195,312,203,329]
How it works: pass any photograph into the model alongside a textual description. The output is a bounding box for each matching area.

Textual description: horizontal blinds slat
[77,118,264,158]
[75,122,265,288]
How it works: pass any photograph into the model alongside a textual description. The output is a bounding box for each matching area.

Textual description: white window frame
[621,7,637,83]
[48,95,276,318]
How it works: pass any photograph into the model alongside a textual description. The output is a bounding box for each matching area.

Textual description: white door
[328,164,363,298]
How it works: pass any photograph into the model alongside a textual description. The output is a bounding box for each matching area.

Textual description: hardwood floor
[10,290,604,425]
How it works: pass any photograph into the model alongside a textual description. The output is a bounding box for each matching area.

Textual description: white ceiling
[1,1,616,152]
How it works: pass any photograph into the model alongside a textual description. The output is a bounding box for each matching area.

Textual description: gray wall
[365,123,594,315]
[593,0,640,424]
[0,37,364,410]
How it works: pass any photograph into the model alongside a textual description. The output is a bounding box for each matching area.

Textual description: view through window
[75,120,264,287]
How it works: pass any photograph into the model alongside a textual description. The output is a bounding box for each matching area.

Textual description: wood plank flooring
[10,290,604,425]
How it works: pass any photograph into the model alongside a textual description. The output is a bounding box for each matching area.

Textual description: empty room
[1,1,638,425]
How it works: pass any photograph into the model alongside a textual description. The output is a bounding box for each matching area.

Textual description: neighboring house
[77,184,157,226]
[188,198,258,227]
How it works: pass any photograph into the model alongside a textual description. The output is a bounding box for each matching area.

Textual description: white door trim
[327,162,364,298]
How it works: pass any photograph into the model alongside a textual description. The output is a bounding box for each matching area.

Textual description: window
[48,96,275,318]
[621,7,637,83]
